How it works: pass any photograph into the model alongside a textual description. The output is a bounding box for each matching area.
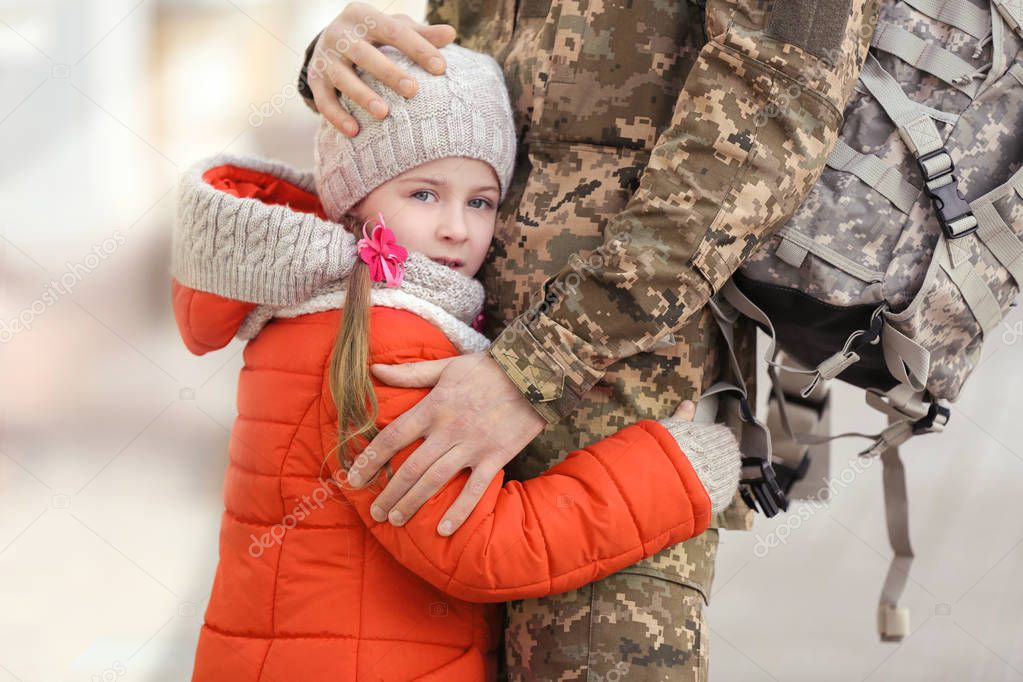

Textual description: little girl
[172,44,741,682]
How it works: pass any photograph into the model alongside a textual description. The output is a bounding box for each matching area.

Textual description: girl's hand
[306,3,456,137]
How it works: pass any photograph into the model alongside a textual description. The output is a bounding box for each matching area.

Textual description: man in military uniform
[299,1,879,678]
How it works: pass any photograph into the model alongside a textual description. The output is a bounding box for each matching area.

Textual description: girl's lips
[430,257,463,269]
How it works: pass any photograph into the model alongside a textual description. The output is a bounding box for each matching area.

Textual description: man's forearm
[489,0,881,424]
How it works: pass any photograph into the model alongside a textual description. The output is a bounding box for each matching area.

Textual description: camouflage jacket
[299,0,879,598]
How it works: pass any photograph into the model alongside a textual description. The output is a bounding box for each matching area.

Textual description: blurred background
[1,1,1022,681]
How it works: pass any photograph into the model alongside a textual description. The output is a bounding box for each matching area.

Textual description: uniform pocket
[765,0,854,59]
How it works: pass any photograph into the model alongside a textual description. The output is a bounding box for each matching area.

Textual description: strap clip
[740,457,789,518]
[771,452,811,496]
[912,401,951,435]
[917,148,977,239]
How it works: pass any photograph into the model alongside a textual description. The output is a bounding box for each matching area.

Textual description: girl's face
[348,156,500,278]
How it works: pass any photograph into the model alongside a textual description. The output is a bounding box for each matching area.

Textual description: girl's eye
[468,197,493,209]
[411,190,437,203]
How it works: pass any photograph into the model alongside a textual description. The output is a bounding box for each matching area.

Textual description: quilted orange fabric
[173,165,712,681]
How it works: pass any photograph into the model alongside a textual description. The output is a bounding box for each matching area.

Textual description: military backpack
[706,0,1023,641]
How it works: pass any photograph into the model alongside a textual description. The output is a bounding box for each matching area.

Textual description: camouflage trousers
[498,530,719,682]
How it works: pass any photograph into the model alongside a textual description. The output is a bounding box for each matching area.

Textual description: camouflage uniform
[299,1,879,678]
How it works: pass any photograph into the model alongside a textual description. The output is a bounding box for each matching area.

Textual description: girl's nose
[437,208,469,242]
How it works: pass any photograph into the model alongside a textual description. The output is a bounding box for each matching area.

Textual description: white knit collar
[239,286,491,354]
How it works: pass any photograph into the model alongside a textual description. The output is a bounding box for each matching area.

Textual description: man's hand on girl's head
[306,3,457,137]
[349,351,546,536]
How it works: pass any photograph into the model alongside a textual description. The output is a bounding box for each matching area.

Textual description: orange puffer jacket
[172,165,713,682]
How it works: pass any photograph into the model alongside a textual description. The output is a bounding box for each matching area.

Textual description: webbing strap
[827,139,921,214]
[972,200,1023,287]
[858,54,962,138]
[693,388,723,424]
[994,0,1023,37]
[881,323,931,392]
[938,238,1004,335]
[718,280,816,379]
[718,282,899,449]
[1011,62,1023,86]
[878,419,914,642]
[706,293,790,516]
[705,297,774,466]
[860,55,981,238]
[902,0,992,38]
[860,55,947,157]
[871,20,984,97]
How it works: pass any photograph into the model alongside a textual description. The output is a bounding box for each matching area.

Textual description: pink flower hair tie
[356,212,408,288]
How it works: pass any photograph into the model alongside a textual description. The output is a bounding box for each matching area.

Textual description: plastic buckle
[847,313,885,357]
[772,452,811,496]
[912,401,951,435]
[917,148,977,239]
[740,457,789,517]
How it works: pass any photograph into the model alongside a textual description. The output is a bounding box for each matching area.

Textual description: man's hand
[671,399,697,422]
[351,352,546,536]
[307,2,456,136]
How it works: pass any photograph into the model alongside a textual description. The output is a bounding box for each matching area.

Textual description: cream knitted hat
[314,43,517,222]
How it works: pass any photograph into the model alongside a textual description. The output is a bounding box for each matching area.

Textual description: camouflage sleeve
[489,0,881,424]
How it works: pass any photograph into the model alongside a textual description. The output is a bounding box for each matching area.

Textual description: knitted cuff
[657,418,742,515]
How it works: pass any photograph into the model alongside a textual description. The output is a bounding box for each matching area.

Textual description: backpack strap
[826,140,921,214]
[715,281,939,641]
[860,54,952,158]
[871,20,986,97]
[860,55,980,239]
[881,323,931,392]
[765,354,832,501]
[706,294,790,517]
[862,383,953,642]
[877,418,914,642]
[901,0,993,38]
[993,0,1023,37]
[973,201,1023,286]
[968,137,1023,287]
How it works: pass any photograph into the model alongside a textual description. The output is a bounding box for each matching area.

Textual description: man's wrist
[488,342,563,425]
[487,315,603,425]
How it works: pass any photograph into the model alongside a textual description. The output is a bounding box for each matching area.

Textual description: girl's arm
[171,279,257,355]
[335,392,739,603]
[169,158,359,350]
